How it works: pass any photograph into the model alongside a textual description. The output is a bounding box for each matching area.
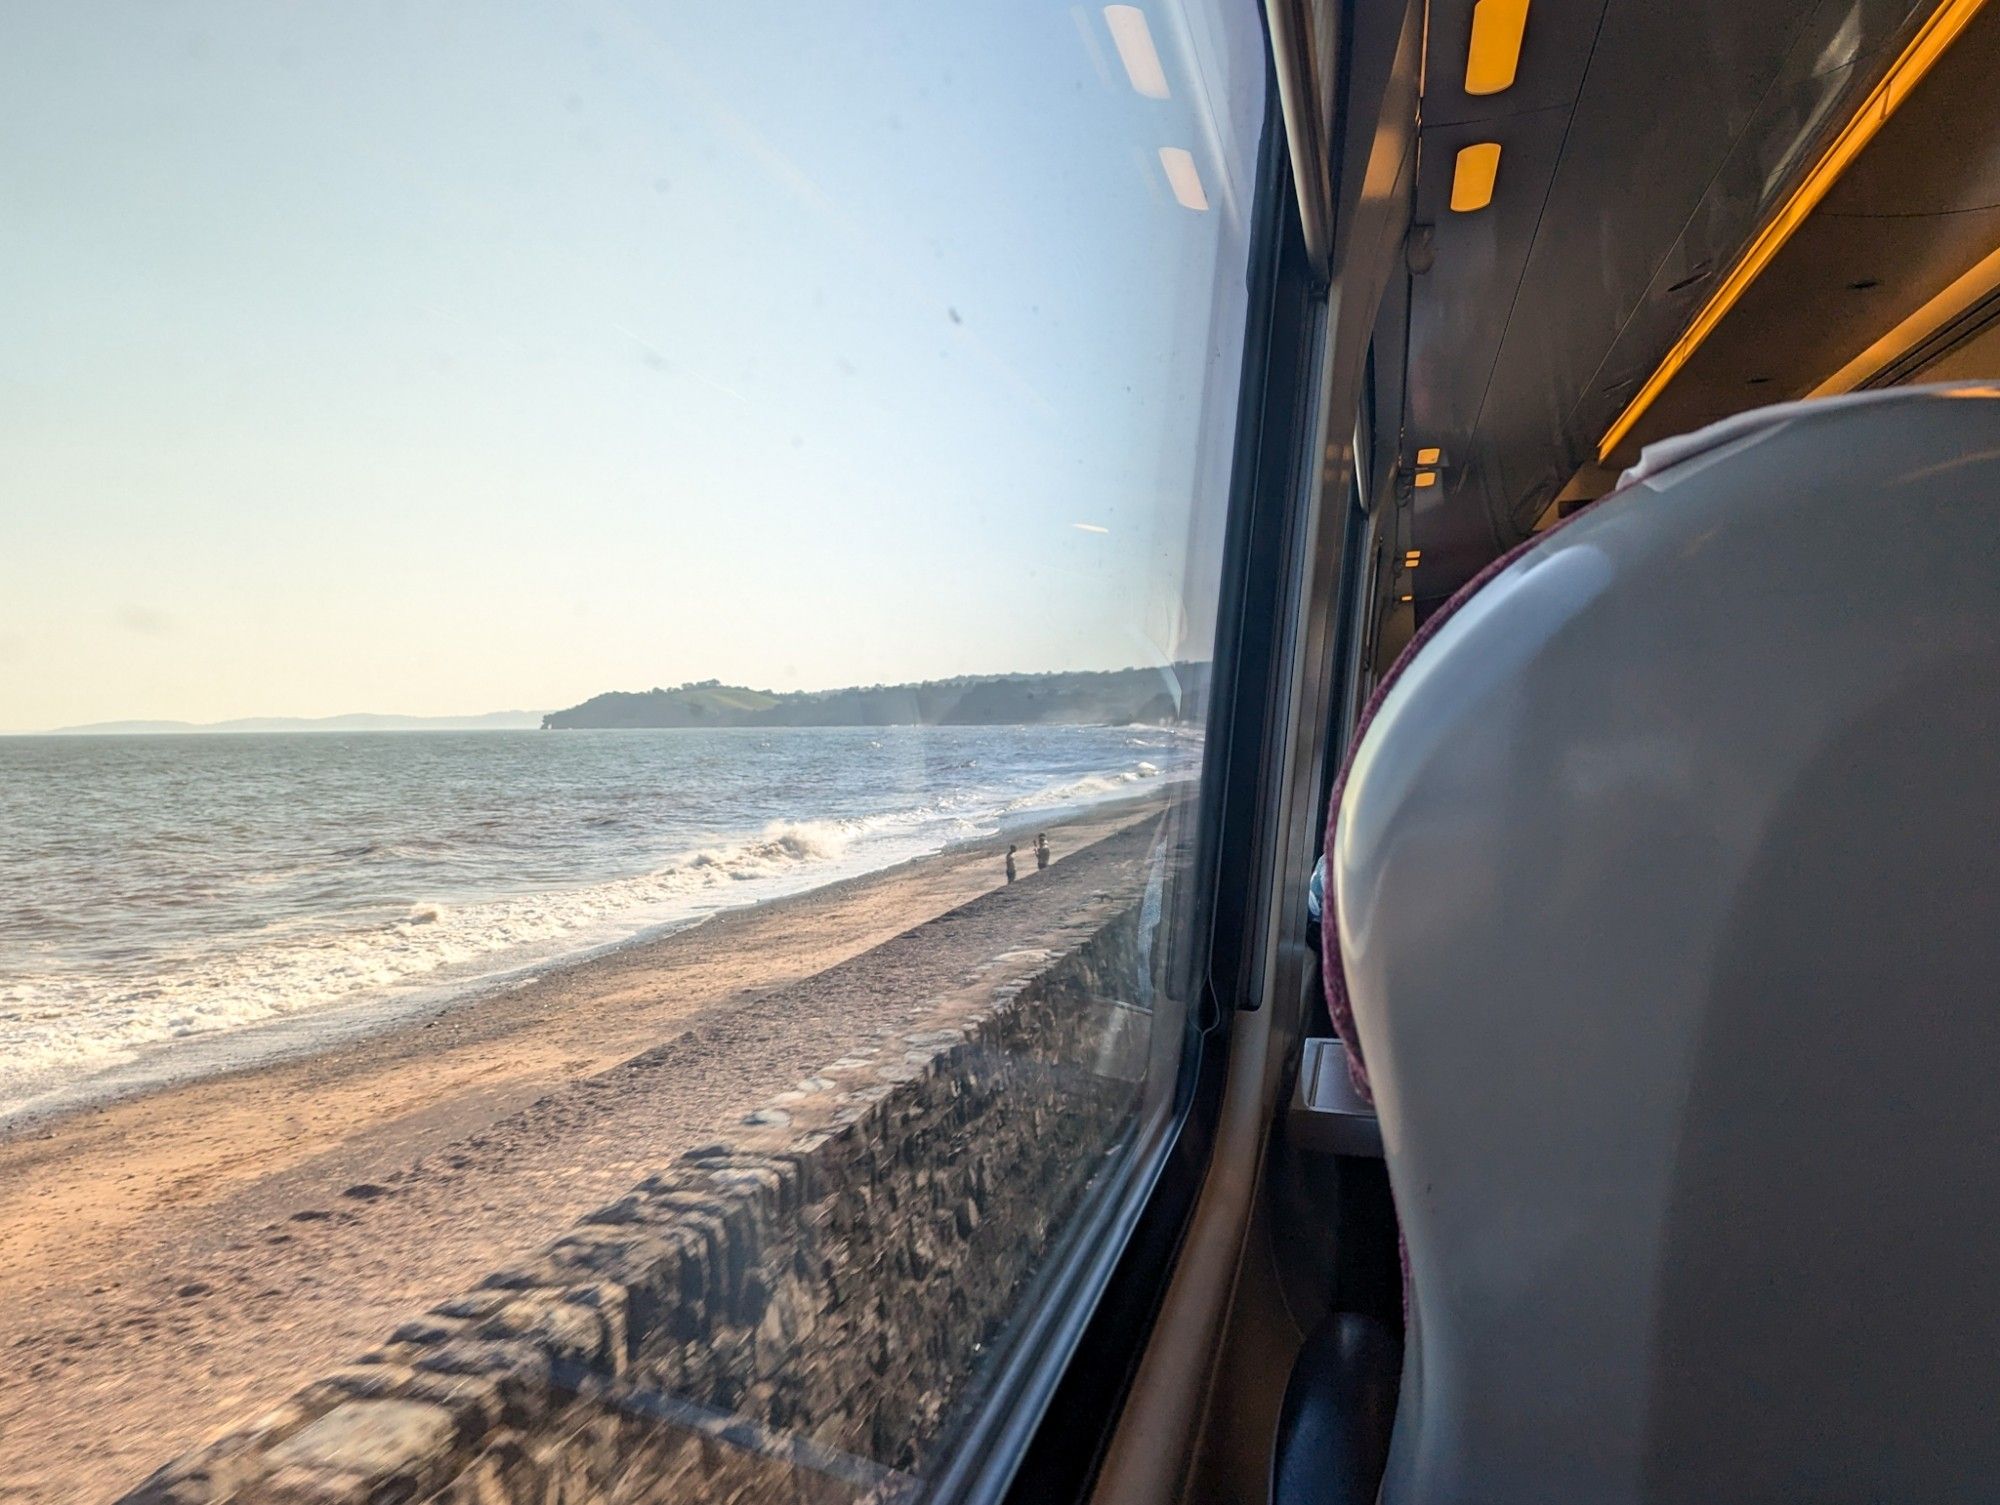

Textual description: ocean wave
[1005,760,1171,811]
[0,731,1206,1117]
[0,816,886,1113]
[687,819,850,875]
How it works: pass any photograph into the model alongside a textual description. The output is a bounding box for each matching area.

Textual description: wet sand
[0,802,1161,1503]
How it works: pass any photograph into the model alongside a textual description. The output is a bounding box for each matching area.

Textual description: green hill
[540,666,1208,730]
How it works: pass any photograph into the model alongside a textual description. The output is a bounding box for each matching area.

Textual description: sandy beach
[0,800,1163,1503]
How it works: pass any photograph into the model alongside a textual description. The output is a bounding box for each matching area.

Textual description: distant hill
[542,666,1209,730]
[52,710,544,735]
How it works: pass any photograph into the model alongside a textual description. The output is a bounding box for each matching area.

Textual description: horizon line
[6,661,1212,736]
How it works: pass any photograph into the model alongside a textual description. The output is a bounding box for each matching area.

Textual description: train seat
[1325,385,2000,1502]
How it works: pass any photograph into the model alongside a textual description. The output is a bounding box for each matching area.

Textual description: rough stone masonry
[123,871,1157,1505]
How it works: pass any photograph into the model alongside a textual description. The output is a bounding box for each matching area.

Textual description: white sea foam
[0,817,896,1113]
[688,819,851,874]
[0,729,1202,1119]
[1004,759,1176,811]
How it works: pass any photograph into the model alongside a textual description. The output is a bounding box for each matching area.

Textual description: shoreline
[0,787,1175,1139]
[0,797,1168,1502]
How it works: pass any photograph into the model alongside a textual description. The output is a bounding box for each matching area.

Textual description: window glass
[0,3,1265,1498]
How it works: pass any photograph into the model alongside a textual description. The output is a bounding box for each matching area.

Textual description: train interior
[1080,1,2000,1501]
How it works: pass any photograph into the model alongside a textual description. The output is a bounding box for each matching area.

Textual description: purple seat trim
[1319,509,1596,1100]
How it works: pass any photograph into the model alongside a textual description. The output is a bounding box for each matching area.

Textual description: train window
[0,3,1266,1500]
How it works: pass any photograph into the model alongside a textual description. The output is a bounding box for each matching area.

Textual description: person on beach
[1005,844,1018,883]
[1035,833,1050,870]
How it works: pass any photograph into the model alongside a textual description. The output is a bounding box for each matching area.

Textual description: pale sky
[0,1,1264,730]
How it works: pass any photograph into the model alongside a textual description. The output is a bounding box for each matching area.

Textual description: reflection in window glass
[0,2,1264,1498]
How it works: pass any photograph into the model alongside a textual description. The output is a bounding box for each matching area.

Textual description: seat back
[1329,386,2000,1503]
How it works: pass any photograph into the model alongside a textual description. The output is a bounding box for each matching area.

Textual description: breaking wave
[0,726,1202,1117]
[688,820,850,875]
[1005,759,1181,811]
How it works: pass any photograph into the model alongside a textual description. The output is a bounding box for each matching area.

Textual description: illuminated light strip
[1451,142,1502,211]
[1103,6,1171,99]
[1596,0,1994,462]
[1158,147,1210,210]
[1809,241,2000,395]
[1465,0,1530,96]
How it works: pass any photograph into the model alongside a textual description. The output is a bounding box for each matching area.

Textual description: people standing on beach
[1035,833,1050,870]
[1005,844,1018,883]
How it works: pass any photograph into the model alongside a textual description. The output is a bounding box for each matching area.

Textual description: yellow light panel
[1465,0,1530,96]
[1450,143,1501,212]
[1414,469,1438,487]
[1416,446,1442,464]
[1599,0,1993,461]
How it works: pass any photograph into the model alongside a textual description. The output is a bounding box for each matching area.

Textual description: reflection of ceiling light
[1450,143,1501,212]
[1414,470,1438,487]
[1599,0,1989,461]
[1104,5,1170,99]
[1813,242,2000,396]
[1158,148,1210,211]
[1465,0,1530,95]
[1416,446,1441,465]
[1072,522,1111,534]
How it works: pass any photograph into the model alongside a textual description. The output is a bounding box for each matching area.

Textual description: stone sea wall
[124,898,1150,1505]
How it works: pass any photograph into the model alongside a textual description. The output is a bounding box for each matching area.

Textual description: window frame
[931,44,1350,1505]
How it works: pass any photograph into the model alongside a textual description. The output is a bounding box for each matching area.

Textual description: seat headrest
[1327,385,2000,1503]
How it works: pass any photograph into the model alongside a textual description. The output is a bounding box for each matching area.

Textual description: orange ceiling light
[1450,143,1501,211]
[1598,0,1994,461]
[1416,445,1442,464]
[1811,242,2000,396]
[1465,0,1530,95]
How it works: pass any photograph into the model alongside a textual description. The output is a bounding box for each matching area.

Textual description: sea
[0,724,1199,1122]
